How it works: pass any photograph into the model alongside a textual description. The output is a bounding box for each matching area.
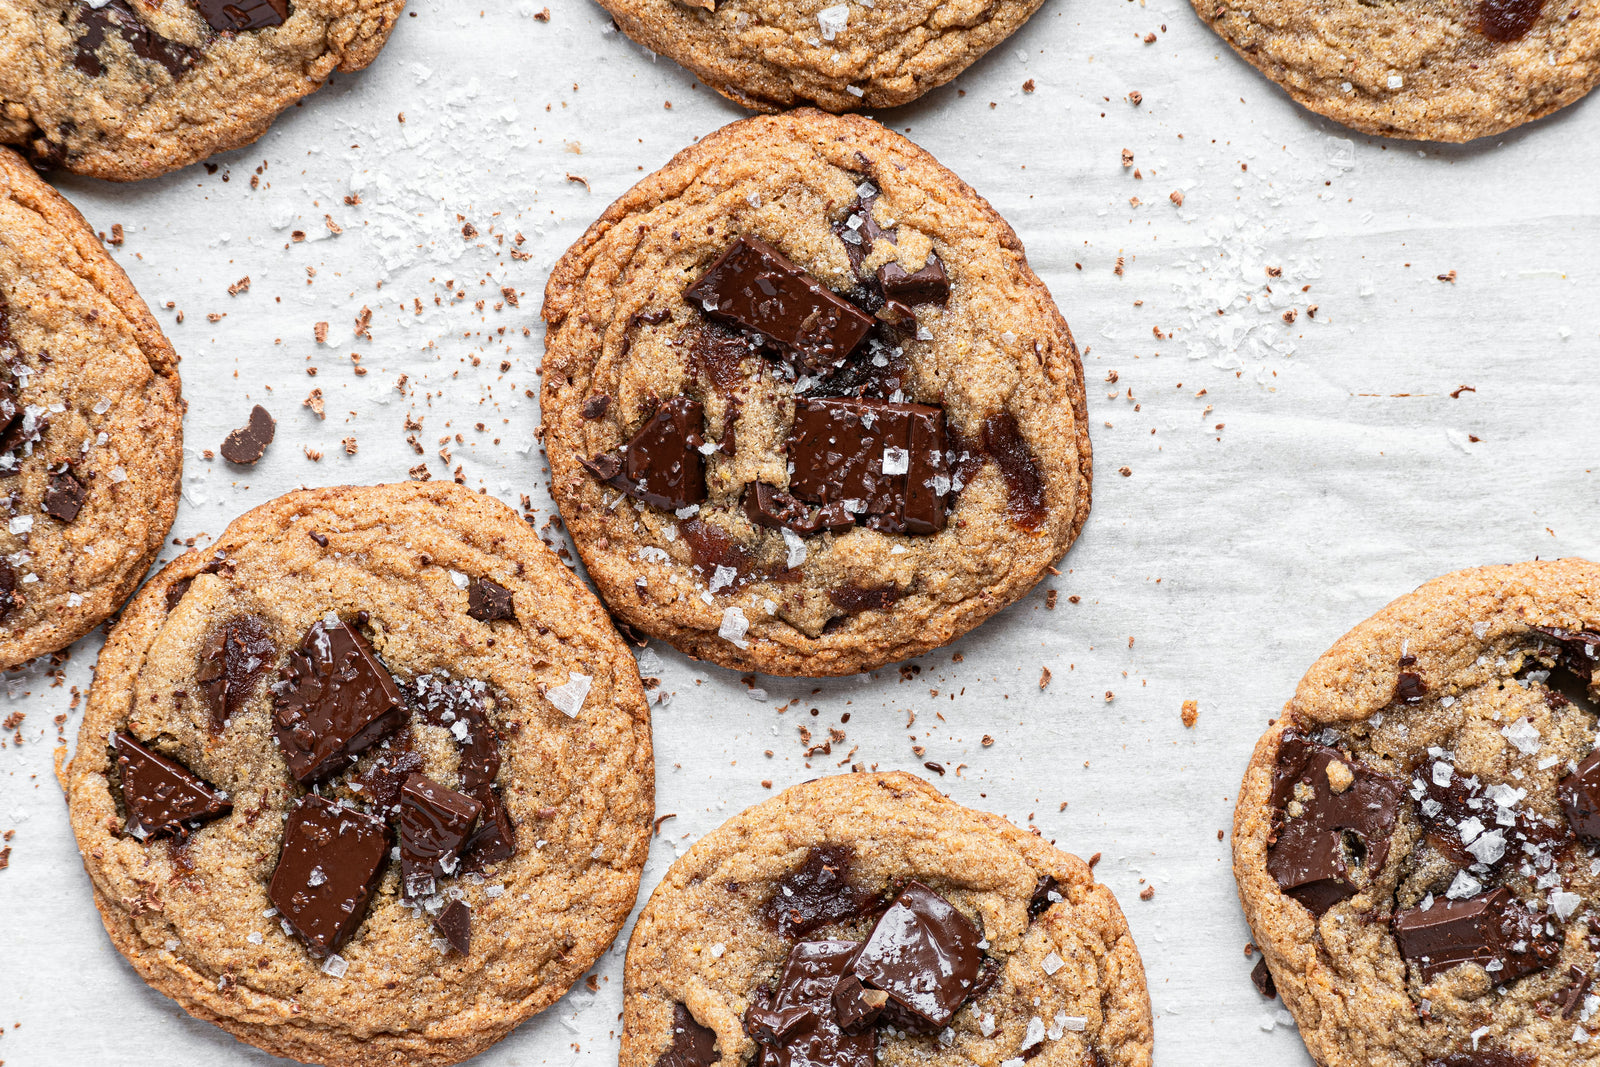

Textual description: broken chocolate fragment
[1559,750,1600,843]
[462,787,517,870]
[687,321,753,393]
[220,404,275,465]
[73,0,199,79]
[1250,957,1277,999]
[42,469,86,523]
[581,396,707,510]
[685,236,874,376]
[788,396,949,536]
[466,576,516,623]
[745,1003,817,1047]
[1392,885,1559,982]
[0,560,17,620]
[656,1003,721,1067]
[1395,669,1427,704]
[980,411,1047,531]
[1534,625,1600,683]
[1266,731,1403,915]
[876,257,950,306]
[110,732,231,839]
[581,394,611,419]
[351,746,422,813]
[272,615,407,783]
[743,482,852,538]
[398,773,481,898]
[1556,965,1593,1018]
[1478,0,1544,39]
[1028,873,1063,918]
[196,614,276,732]
[749,940,876,1067]
[268,794,389,955]
[1419,768,1570,868]
[831,975,887,1033]
[432,898,472,954]
[762,844,876,938]
[827,586,900,614]
[851,881,987,1032]
[407,674,501,794]
[190,0,288,31]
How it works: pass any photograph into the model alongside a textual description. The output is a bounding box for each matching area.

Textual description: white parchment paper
[1,0,1597,1063]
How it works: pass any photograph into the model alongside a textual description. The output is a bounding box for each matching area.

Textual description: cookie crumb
[1039,667,1051,690]
[1169,190,1184,207]
[228,276,250,296]
[1139,885,1155,900]
[1181,700,1198,727]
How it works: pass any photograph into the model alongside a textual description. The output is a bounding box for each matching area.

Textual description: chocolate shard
[581,397,707,510]
[979,411,1046,531]
[1250,957,1277,999]
[751,940,876,1067]
[110,732,231,839]
[1266,731,1403,915]
[656,1003,721,1067]
[1395,669,1427,703]
[1419,767,1570,868]
[1478,0,1544,40]
[0,560,16,620]
[398,773,481,899]
[831,975,887,1033]
[1426,1053,1535,1067]
[1558,749,1600,843]
[466,576,516,623]
[190,0,288,33]
[73,0,199,79]
[1028,873,1063,919]
[581,394,611,419]
[268,794,389,956]
[1556,965,1593,1019]
[220,404,275,465]
[432,899,472,955]
[787,396,949,536]
[685,236,875,376]
[744,482,811,532]
[744,1003,817,1047]
[462,787,517,870]
[196,614,276,733]
[851,881,986,1032]
[876,257,950,306]
[351,746,422,813]
[407,674,501,795]
[827,586,899,614]
[271,616,408,784]
[1392,886,1560,982]
[1533,625,1600,683]
[761,844,876,939]
[42,469,86,523]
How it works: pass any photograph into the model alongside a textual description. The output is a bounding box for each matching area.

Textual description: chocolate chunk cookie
[1234,559,1600,1066]
[596,0,1046,112]
[0,147,181,669]
[541,111,1091,676]
[0,0,406,180]
[620,771,1152,1067]
[1193,0,1600,141]
[64,482,654,1066]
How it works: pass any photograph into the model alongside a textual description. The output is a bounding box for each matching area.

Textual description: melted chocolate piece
[1479,0,1544,40]
[462,787,516,870]
[1395,669,1427,703]
[1559,749,1600,843]
[1392,886,1559,982]
[761,844,875,939]
[42,469,86,523]
[685,236,874,376]
[1427,1054,1535,1067]
[351,746,422,813]
[1556,965,1592,1018]
[827,586,899,614]
[110,732,231,838]
[831,974,887,1033]
[268,794,389,955]
[220,404,275,465]
[190,0,288,33]
[0,560,17,620]
[1534,625,1600,683]
[1028,873,1062,919]
[398,773,481,898]
[164,576,193,612]
[743,482,852,538]
[687,321,754,393]
[1266,731,1403,915]
[272,616,407,783]
[196,614,276,732]
[432,899,472,954]
[1419,768,1570,868]
[466,576,516,623]
[833,189,897,279]
[876,258,950,306]
[72,0,199,79]
[788,396,949,536]
[1250,957,1277,999]
[680,516,800,591]
[980,411,1046,531]
[745,1003,817,1047]
[581,397,706,510]
[656,1003,721,1067]
[753,940,877,1067]
[407,674,500,794]
[851,881,986,1032]
[581,394,611,419]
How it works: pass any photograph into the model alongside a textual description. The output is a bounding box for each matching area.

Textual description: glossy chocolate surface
[466,576,517,623]
[851,881,986,1031]
[788,396,949,536]
[875,257,950,306]
[272,616,407,784]
[582,396,707,510]
[73,0,198,78]
[1392,886,1559,982]
[191,0,288,32]
[111,732,231,839]
[656,1002,721,1067]
[268,794,389,955]
[398,773,481,898]
[762,844,876,939]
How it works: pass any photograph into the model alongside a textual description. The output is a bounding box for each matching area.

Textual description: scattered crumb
[1181,700,1198,728]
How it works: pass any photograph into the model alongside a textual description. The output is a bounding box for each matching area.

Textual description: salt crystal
[845,84,865,98]
[247,931,264,945]
[1466,829,1506,865]
[1447,869,1483,899]
[781,528,806,569]
[321,954,348,978]
[979,1013,996,1037]
[1502,717,1542,755]
[308,865,328,887]
[8,516,31,535]
[1552,890,1582,920]
[1387,74,1403,89]
[881,447,909,475]
[448,569,469,589]
[1040,951,1065,975]
[710,942,726,958]
[719,607,750,648]
[1432,761,1454,786]
[817,4,848,39]
[1021,1016,1045,1049]
[546,672,593,717]
[710,565,738,593]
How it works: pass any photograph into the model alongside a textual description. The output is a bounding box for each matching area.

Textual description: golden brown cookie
[64,482,655,1067]
[0,146,181,669]
[1,0,406,180]
[621,771,1153,1067]
[596,0,1046,112]
[541,110,1091,677]
[1193,0,1600,141]
[1234,559,1600,1066]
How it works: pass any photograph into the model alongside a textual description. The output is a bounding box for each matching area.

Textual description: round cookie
[1234,559,1600,1066]
[620,771,1153,1067]
[1193,0,1600,141]
[0,146,182,669]
[64,482,654,1067]
[0,0,405,180]
[541,110,1091,677]
[596,0,1045,113]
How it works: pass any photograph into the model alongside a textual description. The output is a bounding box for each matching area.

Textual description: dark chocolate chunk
[1027,873,1063,919]
[1556,965,1592,1018]
[220,404,275,465]
[407,673,501,794]
[1559,749,1600,843]
[431,899,472,954]
[351,746,423,813]
[687,321,754,393]
[751,940,876,1067]
[744,1003,817,1047]
[72,0,199,79]
[827,586,899,614]
[1478,0,1544,39]
[656,1003,721,1067]
[834,188,897,278]
[742,482,851,538]
[271,615,407,783]
[1250,957,1277,999]
[581,396,706,510]
[680,516,800,591]
[466,576,516,623]
[196,614,276,733]
[110,732,231,839]
[1534,625,1600,683]
[462,787,517,870]
[1395,669,1427,703]
[268,794,389,956]
[0,559,17,621]
[164,576,193,612]
[788,396,949,536]
[1419,767,1570,868]
[398,773,481,898]
[876,257,950,306]
[42,470,86,523]
[1392,886,1559,982]
[1426,1054,1535,1067]
[190,0,288,33]
[851,881,987,1032]
[1266,731,1403,915]
[580,394,611,419]
[685,236,875,376]
[980,411,1046,531]
[761,844,875,939]
[831,974,887,1033]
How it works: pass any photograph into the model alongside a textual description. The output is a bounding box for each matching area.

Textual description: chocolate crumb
[220,405,275,465]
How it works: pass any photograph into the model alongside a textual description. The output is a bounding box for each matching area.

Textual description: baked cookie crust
[64,482,654,1067]
[541,110,1091,677]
